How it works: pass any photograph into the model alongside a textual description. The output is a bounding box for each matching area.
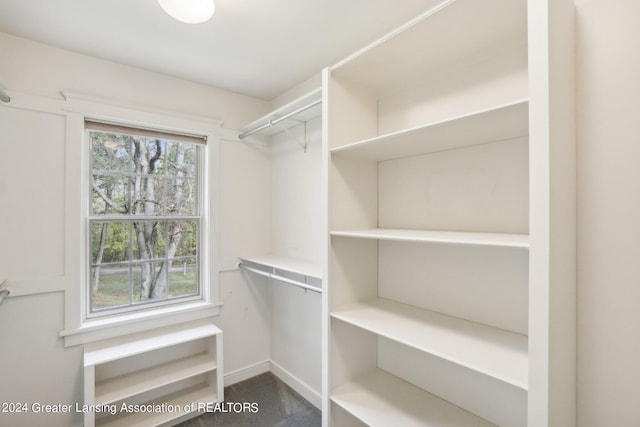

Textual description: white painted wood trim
[270,360,322,410]
[223,360,271,387]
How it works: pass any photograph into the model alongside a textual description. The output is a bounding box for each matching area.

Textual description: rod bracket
[278,121,307,153]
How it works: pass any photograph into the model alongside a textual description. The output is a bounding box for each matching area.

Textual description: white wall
[0,32,271,427]
[269,116,323,403]
[575,1,640,425]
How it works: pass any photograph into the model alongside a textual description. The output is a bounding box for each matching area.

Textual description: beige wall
[576,1,640,425]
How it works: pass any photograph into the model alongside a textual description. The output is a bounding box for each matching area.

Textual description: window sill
[60,301,223,347]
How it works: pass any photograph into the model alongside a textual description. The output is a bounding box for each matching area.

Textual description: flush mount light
[158,0,215,24]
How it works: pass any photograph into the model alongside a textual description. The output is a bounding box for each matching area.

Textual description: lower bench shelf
[83,319,223,427]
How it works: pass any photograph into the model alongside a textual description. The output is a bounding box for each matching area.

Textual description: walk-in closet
[2,0,639,425]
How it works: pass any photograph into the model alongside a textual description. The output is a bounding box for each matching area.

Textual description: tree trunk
[152,144,187,299]
[92,222,108,297]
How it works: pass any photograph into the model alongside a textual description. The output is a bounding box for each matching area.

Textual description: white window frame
[59,93,223,347]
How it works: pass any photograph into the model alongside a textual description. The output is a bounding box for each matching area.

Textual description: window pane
[92,175,130,215]
[166,141,197,177]
[133,262,167,302]
[169,258,198,297]
[173,221,198,257]
[132,221,166,261]
[91,265,130,309]
[91,222,131,264]
[166,178,197,215]
[131,176,166,216]
[91,133,132,174]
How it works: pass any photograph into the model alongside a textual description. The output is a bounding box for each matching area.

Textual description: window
[87,120,205,316]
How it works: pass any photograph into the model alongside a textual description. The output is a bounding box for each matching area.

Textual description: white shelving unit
[237,87,324,408]
[237,87,324,291]
[324,0,575,425]
[83,320,223,427]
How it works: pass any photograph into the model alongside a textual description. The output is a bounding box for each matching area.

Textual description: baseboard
[222,360,321,410]
[224,360,270,386]
[269,360,322,410]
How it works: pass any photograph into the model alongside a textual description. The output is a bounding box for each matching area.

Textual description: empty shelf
[239,254,322,279]
[331,369,494,426]
[239,88,322,138]
[330,228,529,249]
[331,0,526,93]
[331,298,528,389]
[95,353,217,405]
[330,100,528,161]
[96,384,216,427]
[84,320,221,367]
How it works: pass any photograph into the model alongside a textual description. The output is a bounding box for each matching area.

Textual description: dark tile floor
[177,372,321,427]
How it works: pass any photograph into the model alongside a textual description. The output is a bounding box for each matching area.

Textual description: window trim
[60,92,224,347]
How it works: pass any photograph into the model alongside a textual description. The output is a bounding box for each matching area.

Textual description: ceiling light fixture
[158,0,215,24]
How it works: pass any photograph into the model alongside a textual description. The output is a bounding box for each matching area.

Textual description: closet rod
[238,262,322,293]
[238,99,321,140]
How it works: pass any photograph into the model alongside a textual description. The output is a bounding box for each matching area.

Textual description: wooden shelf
[240,88,322,137]
[331,369,494,427]
[330,100,528,161]
[239,254,322,279]
[330,228,529,249]
[331,0,527,93]
[331,298,528,389]
[95,353,217,405]
[84,320,220,367]
[96,384,217,427]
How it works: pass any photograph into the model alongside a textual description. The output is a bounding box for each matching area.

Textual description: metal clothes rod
[238,99,321,140]
[238,262,322,294]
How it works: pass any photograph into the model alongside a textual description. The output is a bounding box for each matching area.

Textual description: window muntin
[88,125,203,315]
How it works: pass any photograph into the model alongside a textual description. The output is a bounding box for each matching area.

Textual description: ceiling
[0,0,431,100]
